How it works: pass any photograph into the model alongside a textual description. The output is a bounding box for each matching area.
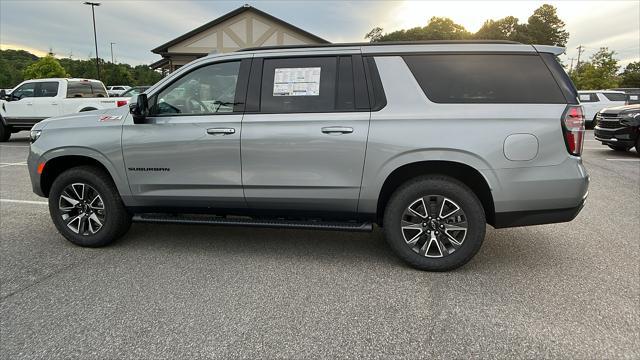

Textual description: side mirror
[130,93,148,124]
[0,90,6,100]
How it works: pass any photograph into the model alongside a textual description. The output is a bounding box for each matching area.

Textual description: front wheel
[0,122,11,142]
[48,166,131,247]
[383,176,486,271]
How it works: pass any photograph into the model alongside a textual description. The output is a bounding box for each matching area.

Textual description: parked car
[106,85,131,97]
[608,88,640,105]
[578,90,627,127]
[0,78,130,141]
[121,86,150,98]
[27,41,588,271]
[594,104,640,155]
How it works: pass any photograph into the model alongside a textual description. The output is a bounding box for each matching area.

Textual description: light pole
[84,2,101,80]
[110,42,116,63]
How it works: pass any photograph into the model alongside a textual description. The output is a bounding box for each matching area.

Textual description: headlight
[30,130,41,143]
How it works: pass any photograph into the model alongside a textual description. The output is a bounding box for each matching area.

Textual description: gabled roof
[151,5,330,54]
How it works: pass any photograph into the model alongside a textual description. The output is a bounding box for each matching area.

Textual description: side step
[132,213,373,232]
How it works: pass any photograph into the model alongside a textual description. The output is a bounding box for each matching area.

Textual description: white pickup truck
[0,78,129,141]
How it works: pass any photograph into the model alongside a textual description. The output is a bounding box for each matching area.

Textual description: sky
[1,0,638,69]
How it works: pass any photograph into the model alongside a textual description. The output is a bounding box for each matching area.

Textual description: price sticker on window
[273,67,321,96]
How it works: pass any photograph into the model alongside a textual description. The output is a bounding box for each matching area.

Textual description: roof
[149,58,170,69]
[237,40,521,52]
[152,5,330,54]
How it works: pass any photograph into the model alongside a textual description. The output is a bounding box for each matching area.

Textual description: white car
[578,90,627,126]
[0,78,129,141]
[106,85,131,97]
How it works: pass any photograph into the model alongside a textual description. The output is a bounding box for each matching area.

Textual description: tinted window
[260,57,343,113]
[603,93,627,101]
[36,82,59,97]
[150,61,240,116]
[578,93,598,102]
[67,82,94,98]
[403,54,566,103]
[11,83,36,99]
[90,83,107,97]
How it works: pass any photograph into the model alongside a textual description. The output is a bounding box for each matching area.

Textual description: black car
[594,104,640,155]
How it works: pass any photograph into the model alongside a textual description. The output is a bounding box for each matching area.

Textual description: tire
[636,136,640,157]
[383,175,486,271]
[607,145,630,151]
[0,122,11,142]
[48,166,131,247]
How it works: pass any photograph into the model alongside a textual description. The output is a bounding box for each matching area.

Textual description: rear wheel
[383,176,486,271]
[607,144,631,151]
[635,136,640,156]
[48,166,131,247]
[0,122,11,142]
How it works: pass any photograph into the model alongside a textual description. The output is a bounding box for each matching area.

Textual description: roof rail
[237,40,522,52]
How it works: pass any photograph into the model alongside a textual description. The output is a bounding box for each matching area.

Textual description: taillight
[562,105,585,156]
[116,100,128,107]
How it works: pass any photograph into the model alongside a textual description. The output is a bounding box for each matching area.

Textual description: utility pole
[110,42,116,63]
[575,45,585,69]
[568,57,576,74]
[84,2,101,80]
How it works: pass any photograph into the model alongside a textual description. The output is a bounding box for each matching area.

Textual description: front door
[122,59,250,210]
[241,55,371,216]
[4,82,37,123]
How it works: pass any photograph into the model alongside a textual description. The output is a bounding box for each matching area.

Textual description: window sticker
[273,67,321,96]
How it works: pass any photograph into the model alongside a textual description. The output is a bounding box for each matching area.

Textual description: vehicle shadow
[111,222,565,273]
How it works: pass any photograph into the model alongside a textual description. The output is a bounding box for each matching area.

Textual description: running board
[132,213,373,232]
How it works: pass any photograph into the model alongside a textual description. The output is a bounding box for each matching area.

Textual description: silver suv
[27,41,589,271]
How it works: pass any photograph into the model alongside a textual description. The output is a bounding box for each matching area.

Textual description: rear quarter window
[403,54,566,104]
[602,93,627,101]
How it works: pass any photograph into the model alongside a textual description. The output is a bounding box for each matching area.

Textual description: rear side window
[260,57,338,113]
[602,93,627,101]
[403,54,566,104]
[35,82,59,97]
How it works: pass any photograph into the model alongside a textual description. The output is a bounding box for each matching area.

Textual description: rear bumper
[594,126,638,147]
[493,193,587,228]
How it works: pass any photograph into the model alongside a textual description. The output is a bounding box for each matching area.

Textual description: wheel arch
[376,161,496,226]
[39,152,129,198]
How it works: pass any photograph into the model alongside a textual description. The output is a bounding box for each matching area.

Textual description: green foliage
[370,17,472,42]
[23,56,68,79]
[0,49,162,88]
[525,4,569,46]
[570,48,620,90]
[619,62,640,88]
[366,4,568,46]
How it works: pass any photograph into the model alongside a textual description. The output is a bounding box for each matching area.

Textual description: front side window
[36,82,59,97]
[403,54,566,104]
[150,61,241,116]
[11,83,36,100]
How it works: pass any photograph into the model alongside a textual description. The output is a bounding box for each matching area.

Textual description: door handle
[206,128,235,135]
[321,126,353,134]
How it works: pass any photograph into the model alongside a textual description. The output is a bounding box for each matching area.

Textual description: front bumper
[594,125,638,147]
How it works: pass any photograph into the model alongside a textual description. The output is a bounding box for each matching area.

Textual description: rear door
[30,81,62,118]
[241,54,371,215]
[122,58,251,210]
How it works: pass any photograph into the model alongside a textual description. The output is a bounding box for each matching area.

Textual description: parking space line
[0,145,29,148]
[0,162,27,168]
[605,159,640,162]
[0,199,48,205]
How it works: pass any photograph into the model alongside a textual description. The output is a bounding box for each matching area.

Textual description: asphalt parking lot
[1,131,638,359]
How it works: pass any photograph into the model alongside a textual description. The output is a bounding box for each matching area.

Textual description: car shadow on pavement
[109,222,566,273]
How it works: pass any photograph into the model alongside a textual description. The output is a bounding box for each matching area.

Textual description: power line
[576,45,585,69]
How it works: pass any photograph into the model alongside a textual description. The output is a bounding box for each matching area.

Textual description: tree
[570,48,620,90]
[619,62,640,88]
[22,55,68,79]
[366,17,471,42]
[475,16,529,42]
[525,4,569,46]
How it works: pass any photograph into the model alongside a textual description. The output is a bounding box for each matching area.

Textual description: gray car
[27,41,589,271]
